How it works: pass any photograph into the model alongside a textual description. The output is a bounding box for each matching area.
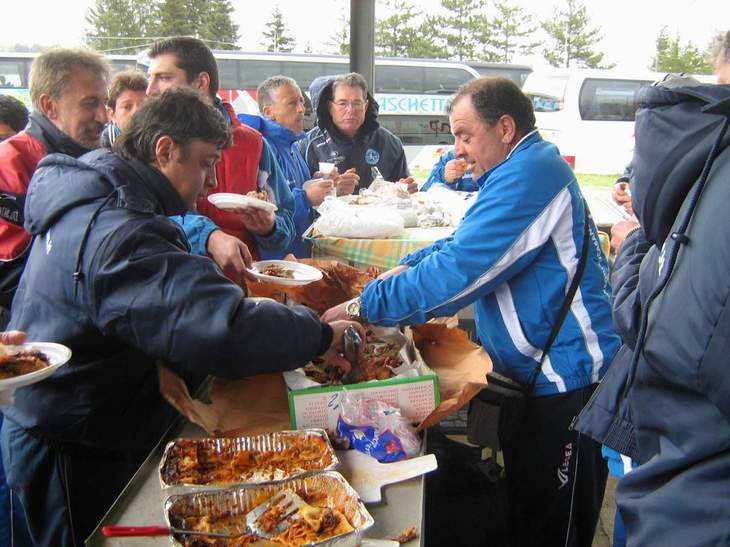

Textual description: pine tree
[652,27,713,74]
[542,0,612,68]
[375,0,421,57]
[482,1,541,63]
[325,8,350,55]
[261,6,296,53]
[85,0,148,53]
[200,0,239,49]
[409,16,449,58]
[153,0,204,38]
[439,0,486,61]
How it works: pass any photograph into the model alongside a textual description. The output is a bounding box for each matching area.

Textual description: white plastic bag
[314,204,405,238]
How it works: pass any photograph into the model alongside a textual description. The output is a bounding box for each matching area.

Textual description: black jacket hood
[631,79,730,245]
[25,149,187,236]
[309,75,380,140]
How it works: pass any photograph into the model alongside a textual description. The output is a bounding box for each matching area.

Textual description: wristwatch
[346,297,363,322]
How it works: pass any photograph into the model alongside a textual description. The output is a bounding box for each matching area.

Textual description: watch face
[347,299,360,318]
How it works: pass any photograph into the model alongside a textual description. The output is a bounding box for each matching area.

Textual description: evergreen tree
[200,0,239,49]
[651,27,713,74]
[85,0,149,53]
[153,0,204,39]
[325,9,350,55]
[375,0,421,57]
[261,6,296,53]
[482,1,541,62]
[409,16,449,58]
[439,0,487,61]
[542,0,612,68]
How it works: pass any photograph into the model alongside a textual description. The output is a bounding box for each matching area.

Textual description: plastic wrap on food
[160,429,338,488]
[417,203,451,228]
[314,205,405,239]
[165,471,373,547]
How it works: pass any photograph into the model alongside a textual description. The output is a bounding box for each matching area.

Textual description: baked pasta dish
[246,190,269,202]
[161,434,335,486]
[0,347,50,380]
[170,494,354,546]
[260,264,295,279]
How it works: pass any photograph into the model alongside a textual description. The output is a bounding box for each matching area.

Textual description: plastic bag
[335,391,421,462]
[314,202,405,238]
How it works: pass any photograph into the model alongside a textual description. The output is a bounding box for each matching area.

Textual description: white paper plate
[248,260,323,286]
[0,342,72,390]
[207,193,278,213]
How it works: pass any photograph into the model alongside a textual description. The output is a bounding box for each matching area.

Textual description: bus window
[579,78,649,122]
[218,59,240,90]
[0,59,27,89]
[379,115,454,145]
[423,67,472,94]
[529,93,562,112]
[376,65,422,93]
[108,59,139,74]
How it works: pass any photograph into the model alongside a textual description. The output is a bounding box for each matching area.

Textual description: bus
[2,50,480,146]
[202,51,481,145]
[467,61,533,87]
[0,52,141,110]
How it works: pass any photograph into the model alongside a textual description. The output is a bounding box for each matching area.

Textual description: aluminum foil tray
[160,429,338,488]
[165,471,374,546]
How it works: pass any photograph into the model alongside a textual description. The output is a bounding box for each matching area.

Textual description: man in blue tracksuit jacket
[324,77,620,547]
[240,76,334,257]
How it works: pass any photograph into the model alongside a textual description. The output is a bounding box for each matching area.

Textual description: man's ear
[193,72,211,96]
[499,115,517,145]
[261,104,274,119]
[153,135,174,168]
[107,106,115,123]
[39,94,57,120]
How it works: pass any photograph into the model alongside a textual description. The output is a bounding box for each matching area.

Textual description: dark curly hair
[148,37,219,98]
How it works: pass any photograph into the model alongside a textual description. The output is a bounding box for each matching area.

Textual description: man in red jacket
[0,48,109,325]
[146,38,297,274]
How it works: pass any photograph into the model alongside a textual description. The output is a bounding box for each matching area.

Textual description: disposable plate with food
[0,342,72,390]
[248,260,323,286]
[207,193,278,213]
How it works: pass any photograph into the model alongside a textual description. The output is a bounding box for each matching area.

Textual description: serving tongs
[341,325,363,385]
[102,489,307,540]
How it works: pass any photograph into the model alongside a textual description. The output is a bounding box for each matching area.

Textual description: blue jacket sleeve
[254,140,297,256]
[399,238,452,267]
[361,169,574,326]
[422,150,458,192]
[169,213,218,256]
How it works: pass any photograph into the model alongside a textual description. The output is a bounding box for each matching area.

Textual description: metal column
[349,0,375,91]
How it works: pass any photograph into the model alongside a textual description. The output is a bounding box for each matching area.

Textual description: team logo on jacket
[365,149,380,165]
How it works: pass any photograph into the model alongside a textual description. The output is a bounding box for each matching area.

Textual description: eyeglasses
[331,100,366,111]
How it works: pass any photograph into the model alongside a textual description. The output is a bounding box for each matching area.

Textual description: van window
[529,93,562,112]
[579,78,651,122]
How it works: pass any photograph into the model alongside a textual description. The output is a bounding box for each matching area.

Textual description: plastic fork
[102,525,246,539]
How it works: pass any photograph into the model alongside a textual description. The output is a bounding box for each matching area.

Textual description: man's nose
[95,102,109,125]
[146,82,157,96]
[453,140,465,158]
[207,167,218,189]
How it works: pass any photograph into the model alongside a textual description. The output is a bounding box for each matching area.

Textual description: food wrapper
[159,429,338,488]
[165,471,373,547]
[411,320,493,431]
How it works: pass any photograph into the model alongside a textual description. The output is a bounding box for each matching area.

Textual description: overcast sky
[2,0,727,71]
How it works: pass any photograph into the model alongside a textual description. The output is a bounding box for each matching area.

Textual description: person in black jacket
[609,77,730,546]
[0,88,360,547]
[298,72,416,194]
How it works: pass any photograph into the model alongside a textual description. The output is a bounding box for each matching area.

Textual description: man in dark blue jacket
[298,73,415,194]
[609,77,730,546]
[0,88,359,547]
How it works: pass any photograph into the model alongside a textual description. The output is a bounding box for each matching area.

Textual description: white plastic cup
[319,162,335,176]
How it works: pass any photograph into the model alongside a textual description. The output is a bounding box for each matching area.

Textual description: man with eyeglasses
[299,72,416,194]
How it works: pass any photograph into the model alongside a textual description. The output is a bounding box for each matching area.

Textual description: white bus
[204,51,481,145]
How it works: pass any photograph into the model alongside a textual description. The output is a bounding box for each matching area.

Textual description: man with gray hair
[0,48,109,324]
[239,75,332,256]
[714,29,730,84]
[298,72,415,193]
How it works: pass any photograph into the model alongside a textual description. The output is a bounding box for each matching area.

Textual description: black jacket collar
[26,112,92,159]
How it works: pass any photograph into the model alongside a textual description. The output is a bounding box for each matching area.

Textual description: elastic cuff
[317,323,334,356]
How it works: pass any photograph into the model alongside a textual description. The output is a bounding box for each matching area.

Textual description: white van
[523,69,663,174]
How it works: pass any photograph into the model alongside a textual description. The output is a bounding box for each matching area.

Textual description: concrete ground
[593,476,618,547]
